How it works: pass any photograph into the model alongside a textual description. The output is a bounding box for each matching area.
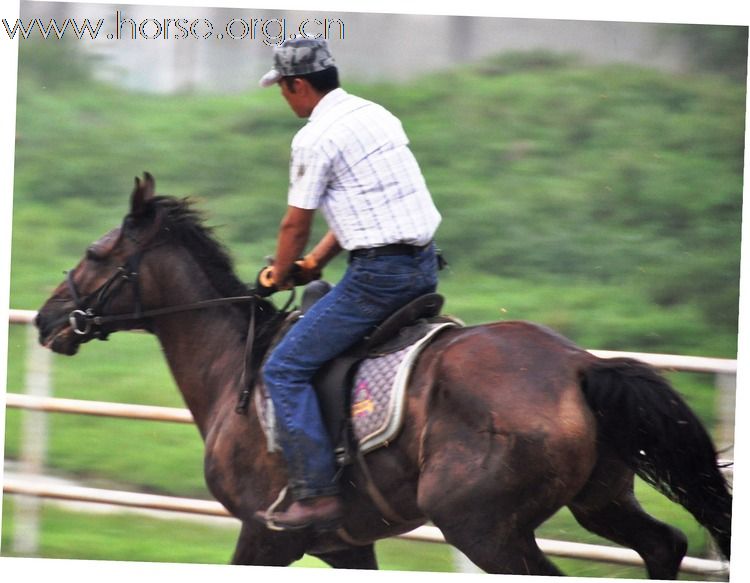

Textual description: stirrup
[263,486,290,532]
[335,445,351,466]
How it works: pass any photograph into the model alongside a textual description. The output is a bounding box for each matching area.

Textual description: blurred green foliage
[669,25,748,81]
[15,38,97,90]
[10,46,744,357]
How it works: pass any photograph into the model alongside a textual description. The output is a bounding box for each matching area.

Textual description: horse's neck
[149,272,253,438]
[156,310,248,436]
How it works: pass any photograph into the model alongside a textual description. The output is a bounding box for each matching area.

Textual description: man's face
[279,78,316,118]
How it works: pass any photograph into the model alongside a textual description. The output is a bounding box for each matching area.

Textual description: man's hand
[292,254,321,285]
[254,255,322,297]
[254,266,281,297]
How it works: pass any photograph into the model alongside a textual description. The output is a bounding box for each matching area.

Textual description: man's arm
[307,230,342,268]
[270,208,343,287]
[271,206,315,286]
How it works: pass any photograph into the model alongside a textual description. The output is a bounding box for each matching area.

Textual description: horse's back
[424,319,596,414]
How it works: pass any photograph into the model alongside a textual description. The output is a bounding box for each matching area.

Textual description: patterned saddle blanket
[255,321,455,457]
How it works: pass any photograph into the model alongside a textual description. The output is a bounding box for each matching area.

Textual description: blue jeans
[263,244,438,500]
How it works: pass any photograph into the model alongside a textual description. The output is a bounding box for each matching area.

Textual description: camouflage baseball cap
[259,37,336,88]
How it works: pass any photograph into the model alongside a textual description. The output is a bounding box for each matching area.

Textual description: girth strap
[354,448,408,526]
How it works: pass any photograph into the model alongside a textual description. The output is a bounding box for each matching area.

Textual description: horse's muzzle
[35,307,83,355]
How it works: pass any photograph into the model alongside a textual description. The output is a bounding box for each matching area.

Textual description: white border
[0,0,19,573]
[1,2,748,583]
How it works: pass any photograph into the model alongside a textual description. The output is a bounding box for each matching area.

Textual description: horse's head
[36,172,166,355]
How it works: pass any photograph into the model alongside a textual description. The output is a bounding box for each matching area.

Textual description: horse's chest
[203,422,285,519]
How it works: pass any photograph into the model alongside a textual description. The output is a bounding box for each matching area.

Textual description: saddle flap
[313,353,360,449]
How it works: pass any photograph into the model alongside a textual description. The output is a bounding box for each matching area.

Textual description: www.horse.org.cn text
[2,11,346,45]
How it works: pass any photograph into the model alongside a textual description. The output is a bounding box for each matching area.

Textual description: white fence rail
[1,476,728,576]
[9,309,37,325]
[5,392,194,423]
[5,308,735,577]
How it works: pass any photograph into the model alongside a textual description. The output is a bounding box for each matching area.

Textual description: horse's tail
[580,357,732,559]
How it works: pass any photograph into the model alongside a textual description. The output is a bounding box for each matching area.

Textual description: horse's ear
[130,172,156,217]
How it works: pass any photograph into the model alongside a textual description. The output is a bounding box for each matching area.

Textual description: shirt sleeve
[287,144,333,210]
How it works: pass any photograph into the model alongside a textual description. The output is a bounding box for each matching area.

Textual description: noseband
[66,251,144,339]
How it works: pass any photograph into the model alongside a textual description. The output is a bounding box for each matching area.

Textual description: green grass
[0,499,455,572]
[8,50,744,359]
[5,328,209,497]
[0,495,723,579]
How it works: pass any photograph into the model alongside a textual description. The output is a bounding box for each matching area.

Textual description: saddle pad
[255,322,455,455]
[351,322,453,452]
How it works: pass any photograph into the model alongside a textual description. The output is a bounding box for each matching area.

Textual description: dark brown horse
[35,174,732,577]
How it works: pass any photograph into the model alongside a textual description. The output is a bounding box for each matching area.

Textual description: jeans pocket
[351,268,417,319]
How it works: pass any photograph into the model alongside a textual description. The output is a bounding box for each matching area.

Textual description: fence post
[715,372,736,485]
[11,323,52,555]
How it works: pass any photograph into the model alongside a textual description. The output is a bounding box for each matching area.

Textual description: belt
[349,242,430,261]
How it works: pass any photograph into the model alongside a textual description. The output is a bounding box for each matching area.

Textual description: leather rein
[65,262,259,339]
[65,211,265,340]
[63,224,291,415]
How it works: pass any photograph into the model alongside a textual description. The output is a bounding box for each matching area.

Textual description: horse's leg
[568,453,688,580]
[230,521,308,566]
[419,462,562,575]
[416,422,581,575]
[315,544,378,569]
[437,517,562,575]
[231,521,377,569]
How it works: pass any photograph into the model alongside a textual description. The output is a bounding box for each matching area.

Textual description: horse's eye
[86,247,102,261]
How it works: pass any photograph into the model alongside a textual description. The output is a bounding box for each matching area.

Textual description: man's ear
[295,77,314,95]
[290,77,302,94]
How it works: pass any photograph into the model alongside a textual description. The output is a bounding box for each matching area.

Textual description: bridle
[65,254,260,340]
[66,251,145,339]
[64,215,264,340]
[62,218,292,415]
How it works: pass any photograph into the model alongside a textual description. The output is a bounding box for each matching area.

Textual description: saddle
[307,282,449,464]
[258,280,458,465]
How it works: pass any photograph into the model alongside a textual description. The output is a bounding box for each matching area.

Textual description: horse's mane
[136,195,281,335]
[143,196,248,298]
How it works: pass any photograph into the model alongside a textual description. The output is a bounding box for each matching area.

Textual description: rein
[65,231,266,338]
[64,229,297,416]
[67,276,259,336]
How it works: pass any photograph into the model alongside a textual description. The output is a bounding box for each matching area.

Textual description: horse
[35,173,732,577]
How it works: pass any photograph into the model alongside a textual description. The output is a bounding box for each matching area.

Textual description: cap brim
[259,68,282,88]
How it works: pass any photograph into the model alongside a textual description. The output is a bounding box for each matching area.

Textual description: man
[254,37,441,532]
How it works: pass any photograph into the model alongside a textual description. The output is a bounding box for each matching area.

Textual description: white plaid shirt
[287,88,441,250]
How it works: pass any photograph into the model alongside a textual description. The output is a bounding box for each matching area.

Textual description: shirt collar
[309,87,348,122]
